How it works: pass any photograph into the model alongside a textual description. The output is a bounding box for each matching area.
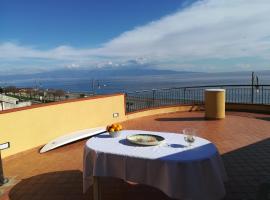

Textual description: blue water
[7,71,270,94]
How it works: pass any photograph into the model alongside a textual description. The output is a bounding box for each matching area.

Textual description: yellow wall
[0,94,125,158]
[3,90,270,159]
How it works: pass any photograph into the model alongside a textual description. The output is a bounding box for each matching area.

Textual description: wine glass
[183,128,196,147]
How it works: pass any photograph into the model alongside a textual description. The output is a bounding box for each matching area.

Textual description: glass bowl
[109,131,121,138]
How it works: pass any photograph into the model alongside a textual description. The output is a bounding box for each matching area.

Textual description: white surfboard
[40,126,107,153]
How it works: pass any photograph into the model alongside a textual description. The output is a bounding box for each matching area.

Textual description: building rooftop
[1,110,270,200]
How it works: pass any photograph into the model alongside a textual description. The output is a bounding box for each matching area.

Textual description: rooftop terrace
[1,110,270,200]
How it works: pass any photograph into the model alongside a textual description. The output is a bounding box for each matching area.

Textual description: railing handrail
[126,84,270,94]
[125,84,270,113]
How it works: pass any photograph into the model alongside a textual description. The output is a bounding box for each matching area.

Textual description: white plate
[126,134,165,146]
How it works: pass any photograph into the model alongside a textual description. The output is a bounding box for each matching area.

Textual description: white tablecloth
[83,130,227,200]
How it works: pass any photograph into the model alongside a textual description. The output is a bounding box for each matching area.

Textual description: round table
[83,130,227,200]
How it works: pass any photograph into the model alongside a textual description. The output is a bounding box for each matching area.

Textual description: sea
[5,71,270,94]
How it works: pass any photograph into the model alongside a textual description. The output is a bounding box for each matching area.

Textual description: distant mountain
[0,66,201,83]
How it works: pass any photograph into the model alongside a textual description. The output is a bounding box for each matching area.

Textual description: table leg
[93,176,100,200]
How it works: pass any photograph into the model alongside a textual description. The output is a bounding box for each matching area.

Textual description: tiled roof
[1,111,270,200]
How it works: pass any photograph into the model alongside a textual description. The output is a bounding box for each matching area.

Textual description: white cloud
[98,0,270,60]
[1,0,270,73]
[0,43,94,60]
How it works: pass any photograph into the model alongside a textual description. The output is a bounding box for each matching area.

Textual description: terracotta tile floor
[1,111,270,200]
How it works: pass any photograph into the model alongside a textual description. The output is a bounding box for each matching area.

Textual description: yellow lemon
[117,124,123,130]
[111,124,117,129]
[115,127,121,131]
[109,128,115,132]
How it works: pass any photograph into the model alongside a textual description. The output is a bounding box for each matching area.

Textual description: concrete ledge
[0,93,124,115]
[0,93,126,158]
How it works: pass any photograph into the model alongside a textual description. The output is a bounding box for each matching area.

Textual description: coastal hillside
[0,66,199,82]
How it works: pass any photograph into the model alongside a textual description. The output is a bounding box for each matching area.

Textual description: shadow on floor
[9,170,92,200]
[9,138,270,200]
[8,170,172,200]
[98,177,173,200]
[255,117,270,122]
[155,117,205,122]
[222,138,270,200]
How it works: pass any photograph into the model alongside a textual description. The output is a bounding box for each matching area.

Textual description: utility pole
[91,79,107,95]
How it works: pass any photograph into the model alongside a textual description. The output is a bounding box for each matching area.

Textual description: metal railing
[125,85,270,113]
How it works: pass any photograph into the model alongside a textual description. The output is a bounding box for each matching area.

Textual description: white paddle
[40,127,107,153]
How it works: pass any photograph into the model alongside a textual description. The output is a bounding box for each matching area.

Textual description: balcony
[1,86,270,200]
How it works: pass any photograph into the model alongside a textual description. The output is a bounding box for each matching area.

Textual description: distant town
[0,86,91,111]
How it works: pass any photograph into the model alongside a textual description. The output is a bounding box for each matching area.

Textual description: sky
[1,0,270,74]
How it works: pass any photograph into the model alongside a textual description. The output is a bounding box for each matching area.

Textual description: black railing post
[261,86,264,104]
[251,72,254,104]
[183,88,186,104]
[125,93,129,113]
[152,89,156,107]
[0,151,8,186]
